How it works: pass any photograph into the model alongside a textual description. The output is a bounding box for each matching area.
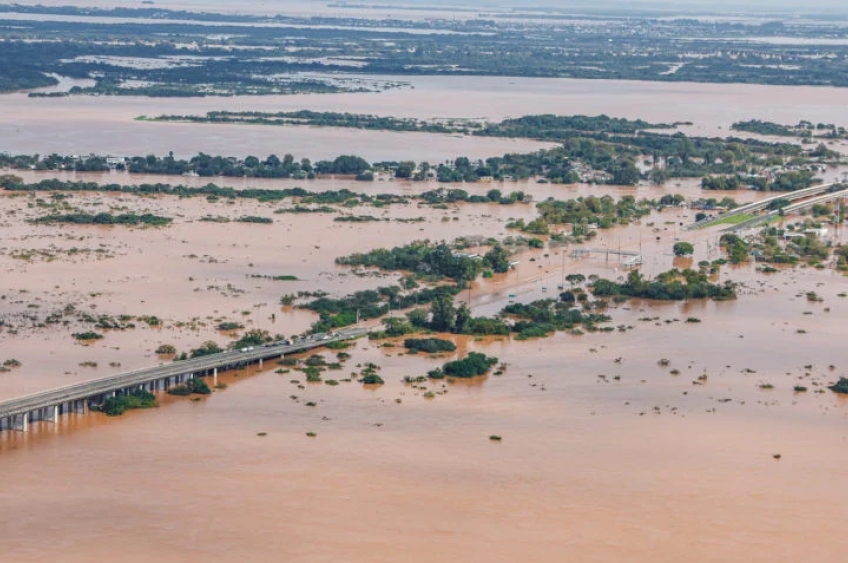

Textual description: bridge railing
[0,327,370,420]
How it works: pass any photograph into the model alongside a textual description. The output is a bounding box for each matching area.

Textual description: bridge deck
[0,327,369,421]
[686,182,841,231]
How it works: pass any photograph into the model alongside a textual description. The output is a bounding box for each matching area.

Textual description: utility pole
[560,249,565,290]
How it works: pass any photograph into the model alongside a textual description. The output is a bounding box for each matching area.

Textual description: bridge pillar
[259,358,263,368]
[213,368,218,386]
[22,412,29,432]
[51,405,58,423]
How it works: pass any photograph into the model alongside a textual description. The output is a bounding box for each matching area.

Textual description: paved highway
[685,182,842,231]
[0,327,370,424]
[722,190,848,233]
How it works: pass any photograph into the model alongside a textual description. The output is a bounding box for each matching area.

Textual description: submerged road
[0,327,370,431]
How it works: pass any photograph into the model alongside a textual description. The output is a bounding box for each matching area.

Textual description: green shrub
[73,331,103,341]
[361,374,385,385]
[168,378,211,396]
[101,390,157,416]
[443,353,498,378]
[829,378,848,394]
[403,338,457,353]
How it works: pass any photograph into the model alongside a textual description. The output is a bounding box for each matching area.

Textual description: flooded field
[7,74,848,160]
[4,72,848,562]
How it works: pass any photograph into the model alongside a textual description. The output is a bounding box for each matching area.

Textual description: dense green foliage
[168,378,212,396]
[720,234,751,264]
[33,212,172,226]
[151,110,464,133]
[701,175,767,191]
[501,299,612,338]
[237,216,273,224]
[442,353,499,378]
[303,284,461,332]
[101,390,157,416]
[188,341,224,358]
[673,242,695,256]
[73,331,103,341]
[830,378,848,394]
[592,269,736,301]
[230,329,272,349]
[533,195,654,231]
[336,241,506,283]
[732,120,805,137]
[403,338,457,354]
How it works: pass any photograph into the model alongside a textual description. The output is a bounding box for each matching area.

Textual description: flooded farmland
[4,52,848,563]
[7,74,848,160]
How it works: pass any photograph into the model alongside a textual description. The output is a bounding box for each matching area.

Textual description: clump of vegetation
[168,378,212,396]
[188,341,224,358]
[250,274,299,281]
[336,240,509,283]
[489,435,503,441]
[673,242,694,257]
[230,329,272,350]
[829,378,848,394]
[528,195,656,233]
[592,269,736,301]
[237,216,273,224]
[100,390,157,416]
[360,374,385,385]
[2,359,22,368]
[304,284,461,333]
[794,386,808,392]
[303,367,323,382]
[155,344,176,355]
[217,321,244,331]
[73,331,103,341]
[359,362,384,384]
[403,338,457,354]
[443,353,499,378]
[34,212,172,226]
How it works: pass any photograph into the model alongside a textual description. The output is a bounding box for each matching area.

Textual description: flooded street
[3,71,848,562]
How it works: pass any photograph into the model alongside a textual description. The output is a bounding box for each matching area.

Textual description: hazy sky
[393,0,848,12]
[20,0,848,16]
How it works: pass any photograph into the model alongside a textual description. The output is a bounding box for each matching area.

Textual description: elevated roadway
[0,327,370,432]
[686,182,842,231]
[723,189,848,233]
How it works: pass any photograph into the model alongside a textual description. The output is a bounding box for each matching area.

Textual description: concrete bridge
[722,189,848,233]
[0,327,369,433]
[686,182,844,231]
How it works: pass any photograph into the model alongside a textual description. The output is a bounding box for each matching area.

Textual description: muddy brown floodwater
[8,72,848,159]
[3,78,848,562]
